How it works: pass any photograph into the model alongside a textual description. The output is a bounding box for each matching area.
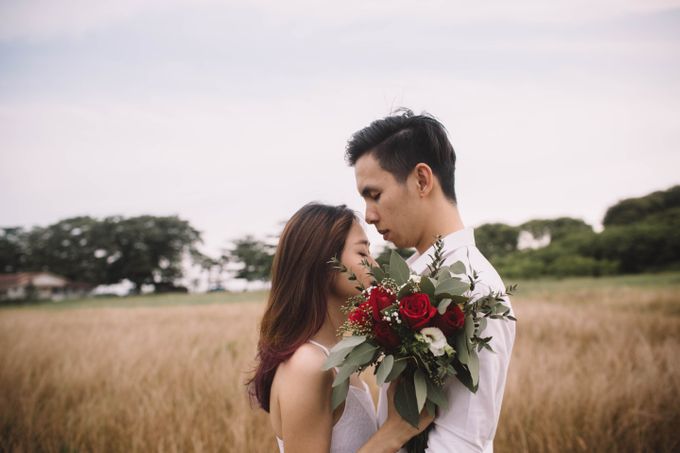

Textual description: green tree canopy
[228,236,275,282]
[474,223,520,260]
[25,216,110,284]
[603,185,680,227]
[0,227,29,274]
[100,215,205,292]
[1,215,206,293]
[518,217,593,243]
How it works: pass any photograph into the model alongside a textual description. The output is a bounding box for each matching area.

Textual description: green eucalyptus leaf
[371,266,386,283]
[425,400,436,417]
[331,378,350,411]
[454,361,475,392]
[397,283,413,299]
[322,336,367,370]
[455,331,469,365]
[435,278,470,298]
[438,298,452,315]
[435,268,451,281]
[385,358,408,382]
[345,342,379,367]
[464,314,475,338]
[330,335,367,352]
[322,350,350,371]
[439,295,469,314]
[426,379,448,410]
[395,378,420,428]
[333,362,358,387]
[419,276,436,296]
[478,317,488,334]
[413,369,428,413]
[376,355,394,386]
[390,250,410,286]
[468,350,480,389]
[449,261,466,275]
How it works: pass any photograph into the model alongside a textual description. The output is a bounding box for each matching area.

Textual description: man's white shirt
[376,227,516,453]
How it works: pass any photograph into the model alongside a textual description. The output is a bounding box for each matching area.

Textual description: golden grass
[0,285,679,452]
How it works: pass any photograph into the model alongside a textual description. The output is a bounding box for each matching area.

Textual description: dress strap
[307,340,331,356]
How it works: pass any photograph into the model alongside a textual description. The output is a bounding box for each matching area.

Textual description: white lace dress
[276,340,379,453]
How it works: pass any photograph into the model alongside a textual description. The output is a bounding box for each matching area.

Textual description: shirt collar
[406,227,476,274]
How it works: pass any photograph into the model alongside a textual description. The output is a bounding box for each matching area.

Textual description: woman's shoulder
[274,342,334,412]
[278,342,331,380]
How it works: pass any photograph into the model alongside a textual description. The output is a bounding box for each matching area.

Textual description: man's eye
[372,193,381,201]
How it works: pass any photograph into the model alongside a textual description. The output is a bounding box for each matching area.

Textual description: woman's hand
[384,380,435,439]
[358,380,435,453]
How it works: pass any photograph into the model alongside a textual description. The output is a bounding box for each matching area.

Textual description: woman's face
[332,221,376,298]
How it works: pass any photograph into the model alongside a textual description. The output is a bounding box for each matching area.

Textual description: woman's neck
[311,293,347,349]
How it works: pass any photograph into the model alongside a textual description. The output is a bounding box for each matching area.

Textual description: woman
[249,203,432,453]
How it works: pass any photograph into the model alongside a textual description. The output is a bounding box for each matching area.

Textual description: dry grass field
[1,274,679,453]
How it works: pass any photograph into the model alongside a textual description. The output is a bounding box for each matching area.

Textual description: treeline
[2,186,678,292]
[0,216,209,293]
[213,185,680,282]
[478,185,680,278]
[0,215,279,293]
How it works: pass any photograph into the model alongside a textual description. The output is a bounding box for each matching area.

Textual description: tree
[518,217,593,243]
[474,223,520,260]
[603,185,680,227]
[228,236,275,282]
[24,216,110,284]
[4,215,207,293]
[0,227,29,273]
[100,215,205,293]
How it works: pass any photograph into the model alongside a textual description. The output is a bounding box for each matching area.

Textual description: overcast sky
[1,0,679,256]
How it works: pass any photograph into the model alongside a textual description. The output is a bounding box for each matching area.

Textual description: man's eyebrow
[360,185,379,197]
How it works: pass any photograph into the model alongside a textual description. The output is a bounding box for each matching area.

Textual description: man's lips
[378,229,390,238]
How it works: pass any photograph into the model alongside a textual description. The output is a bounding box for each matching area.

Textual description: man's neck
[415,201,465,254]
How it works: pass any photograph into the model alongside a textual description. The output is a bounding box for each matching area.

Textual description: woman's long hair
[248,203,357,412]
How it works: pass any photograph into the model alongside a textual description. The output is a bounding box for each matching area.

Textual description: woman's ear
[413,163,434,197]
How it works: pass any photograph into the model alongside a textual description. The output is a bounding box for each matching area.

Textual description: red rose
[348,302,372,326]
[434,303,465,336]
[373,321,400,350]
[398,293,436,330]
[367,286,396,321]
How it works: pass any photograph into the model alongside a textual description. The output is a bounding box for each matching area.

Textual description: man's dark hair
[345,109,457,203]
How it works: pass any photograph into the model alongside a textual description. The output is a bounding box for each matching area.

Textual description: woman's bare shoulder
[278,343,331,380]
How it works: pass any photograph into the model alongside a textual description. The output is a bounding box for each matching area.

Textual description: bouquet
[323,238,516,453]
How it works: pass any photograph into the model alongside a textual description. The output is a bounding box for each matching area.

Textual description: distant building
[517,230,551,250]
[0,272,93,302]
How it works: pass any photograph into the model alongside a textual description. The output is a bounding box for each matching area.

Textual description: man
[346,109,516,453]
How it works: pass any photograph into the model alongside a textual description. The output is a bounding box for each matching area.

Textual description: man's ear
[413,163,434,197]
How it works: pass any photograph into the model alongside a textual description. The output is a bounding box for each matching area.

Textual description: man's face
[354,153,422,249]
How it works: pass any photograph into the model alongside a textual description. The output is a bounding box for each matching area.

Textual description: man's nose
[365,206,379,224]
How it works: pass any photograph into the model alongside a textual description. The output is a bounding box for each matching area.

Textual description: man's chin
[389,237,406,249]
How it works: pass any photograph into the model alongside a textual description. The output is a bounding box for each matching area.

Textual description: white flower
[409,274,422,284]
[418,327,449,357]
